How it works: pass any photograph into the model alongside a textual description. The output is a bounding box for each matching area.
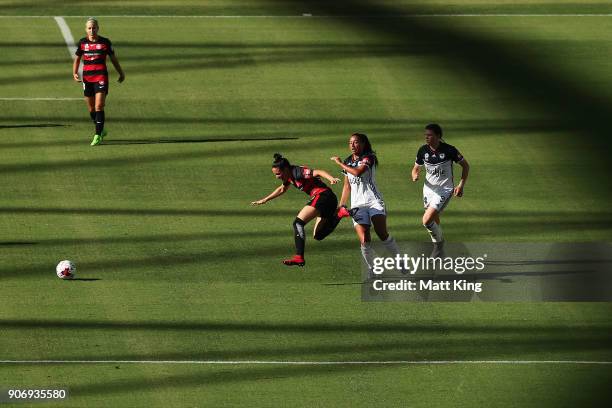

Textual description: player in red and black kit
[73,18,125,146]
[251,153,345,266]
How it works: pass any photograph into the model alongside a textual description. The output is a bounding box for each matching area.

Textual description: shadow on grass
[3,319,611,397]
[3,317,610,335]
[102,136,299,145]
[0,118,568,151]
[68,278,102,282]
[0,206,610,219]
[0,124,66,129]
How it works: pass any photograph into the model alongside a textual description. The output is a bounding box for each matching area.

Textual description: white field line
[0,97,81,101]
[0,360,610,365]
[53,16,82,80]
[0,14,611,18]
[53,16,76,58]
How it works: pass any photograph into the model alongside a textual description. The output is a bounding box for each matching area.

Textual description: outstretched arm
[109,54,125,83]
[411,163,421,182]
[251,184,290,205]
[313,169,340,185]
[454,159,470,197]
[330,156,367,177]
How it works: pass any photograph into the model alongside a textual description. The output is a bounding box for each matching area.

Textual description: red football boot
[337,206,351,218]
[282,255,305,267]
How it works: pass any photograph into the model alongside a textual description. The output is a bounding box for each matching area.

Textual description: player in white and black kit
[412,124,470,256]
[331,133,401,274]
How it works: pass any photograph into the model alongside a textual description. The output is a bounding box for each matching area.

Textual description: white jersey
[342,153,383,207]
[415,142,464,192]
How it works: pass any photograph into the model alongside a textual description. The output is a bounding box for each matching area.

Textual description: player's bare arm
[454,158,470,197]
[331,156,368,177]
[72,55,82,81]
[313,169,340,185]
[338,176,351,208]
[251,184,289,205]
[110,54,125,83]
[411,163,421,182]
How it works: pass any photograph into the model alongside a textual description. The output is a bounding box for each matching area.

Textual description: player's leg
[313,191,341,241]
[356,223,376,279]
[83,82,100,145]
[94,90,107,139]
[423,196,450,258]
[85,95,95,123]
[423,206,443,243]
[313,216,339,241]
[371,214,400,255]
[350,207,376,276]
[283,205,319,266]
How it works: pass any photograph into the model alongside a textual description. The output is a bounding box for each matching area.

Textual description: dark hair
[272,153,290,169]
[351,133,378,166]
[425,123,443,139]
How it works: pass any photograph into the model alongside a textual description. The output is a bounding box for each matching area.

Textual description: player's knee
[313,223,328,241]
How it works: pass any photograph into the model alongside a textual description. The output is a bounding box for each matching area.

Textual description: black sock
[95,110,105,135]
[89,111,96,122]
[293,218,306,256]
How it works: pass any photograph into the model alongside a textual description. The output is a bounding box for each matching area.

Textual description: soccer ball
[56,260,76,279]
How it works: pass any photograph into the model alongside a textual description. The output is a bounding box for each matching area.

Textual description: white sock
[381,235,400,255]
[360,242,376,270]
[424,222,443,243]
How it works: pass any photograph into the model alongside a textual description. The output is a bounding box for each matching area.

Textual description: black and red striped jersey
[283,166,329,196]
[75,36,114,83]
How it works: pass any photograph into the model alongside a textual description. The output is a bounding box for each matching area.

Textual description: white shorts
[351,201,386,226]
[423,185,453,213]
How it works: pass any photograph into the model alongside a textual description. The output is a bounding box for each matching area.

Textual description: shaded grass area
[0,364,609,407]
[0,0,611,15]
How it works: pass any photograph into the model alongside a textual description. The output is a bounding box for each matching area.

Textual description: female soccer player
[331,133,401,273]
[73,18,125,146]
[251,154,343,267]
[411,124,470,256]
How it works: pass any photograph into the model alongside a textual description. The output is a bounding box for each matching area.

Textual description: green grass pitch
[0,1,611,406]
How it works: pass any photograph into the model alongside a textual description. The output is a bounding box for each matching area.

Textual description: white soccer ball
[56,260,76,279]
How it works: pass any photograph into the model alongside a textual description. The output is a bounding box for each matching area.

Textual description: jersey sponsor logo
[427,167,445,177]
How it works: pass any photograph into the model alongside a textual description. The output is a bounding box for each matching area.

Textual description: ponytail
[272,153,290,169]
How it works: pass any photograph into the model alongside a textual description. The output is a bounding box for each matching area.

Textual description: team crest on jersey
[99,81,105,85]
[84,44,89,51]
[440,153,445,159]
[424,153,429,160]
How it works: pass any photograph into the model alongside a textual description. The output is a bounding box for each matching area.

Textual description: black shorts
[83,80,109,97]
[307,189,338,219]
